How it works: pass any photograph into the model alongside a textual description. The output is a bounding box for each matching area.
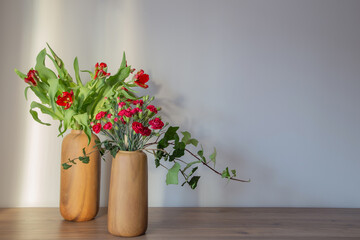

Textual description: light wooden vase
[60,130,101,222]
[108,150,148,237]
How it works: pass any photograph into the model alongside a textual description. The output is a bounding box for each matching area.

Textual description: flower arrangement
[14,44,138,142]
[15,44,249,189]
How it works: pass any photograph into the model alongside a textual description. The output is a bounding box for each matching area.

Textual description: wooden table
[0,208,359,239]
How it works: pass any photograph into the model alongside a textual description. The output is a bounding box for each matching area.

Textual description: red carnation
[133,69,149,88]
[118,102,126,108]
[132,122,143,134]
[56,90,74,110]
[132,99,144,106]
[24,69,39,86]
[146,105,158,114]
[103,122,113,130]
[140,127,151,136]
[131,108,142,115]
[95,111,107,120]
[92,123,102,134]
[149,117,164,130]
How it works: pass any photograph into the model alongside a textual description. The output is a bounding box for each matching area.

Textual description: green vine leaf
[188,176,200,189]
[197,145,206,163]
[62,163,72,169]
[166,162,181,185]
[209,147,217,167]
[221,167,231,179]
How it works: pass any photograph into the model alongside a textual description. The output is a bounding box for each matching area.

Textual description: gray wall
[0,0,359,207]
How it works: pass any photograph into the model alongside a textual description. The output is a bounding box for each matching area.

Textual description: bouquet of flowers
[82,93,249,189]
[14,44,138,142]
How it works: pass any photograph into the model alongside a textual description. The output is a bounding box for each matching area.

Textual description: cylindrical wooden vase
[108,151,148,237]
[60,130,101,221]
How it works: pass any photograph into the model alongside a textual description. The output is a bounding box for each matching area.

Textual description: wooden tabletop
[0,207,360,239]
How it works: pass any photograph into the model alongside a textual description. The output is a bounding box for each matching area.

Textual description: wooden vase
[108,150,148,237]
[60,130,101,222]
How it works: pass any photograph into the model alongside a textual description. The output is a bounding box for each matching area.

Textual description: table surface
[0,207,360,239]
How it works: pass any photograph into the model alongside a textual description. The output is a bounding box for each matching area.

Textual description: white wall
[1,0,359,208]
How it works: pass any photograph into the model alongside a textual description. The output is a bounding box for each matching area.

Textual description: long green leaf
[14,68,27,79]
[29,109,51,126]
[73,113,91,144]
[48,78,59,111]
[30,101,63,120]
[73,57,83,86]
[35,48,57,83]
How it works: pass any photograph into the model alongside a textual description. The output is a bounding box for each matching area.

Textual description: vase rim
[116,150,144,153]
[71,129,83,134]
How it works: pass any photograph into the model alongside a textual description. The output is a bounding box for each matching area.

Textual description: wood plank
[0,208,359,239]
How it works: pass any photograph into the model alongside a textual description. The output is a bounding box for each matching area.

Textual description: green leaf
[181,131,191,144]
[188,138,199,147]
[62,163,72,169]
[79,156,90,164]
[221,167,231,179]
[166,162,181,185]
[188,166,198,177]
[169,141,186,161]
[106,66,131,87]
[73,57,83,86]
[63,108,75,132]
[155,158,160,168]
[82,147,86,156]
[188,176,200,189]
[209,147,217,167]
[29,109,51,126]
[120,52,127,69]
[197,145,206,163]
[30,85,49,105]
[14,68,27,79]
[24,86,30,100]
[183,160,201,173]
[73,113,91,144]
[231,169,237,177]
[30,101,63,120]
[48,78,59,111]
[35,48,57,83]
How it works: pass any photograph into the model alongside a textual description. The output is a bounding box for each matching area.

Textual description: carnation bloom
[131,108,142,115]
[132,99,144,106]
[56,90,74,110]
[107,113,112,118]
[96,111,107,120]
[92,123,102,134]
[146,105,158,114]
[132,122,143,134]
[140,127,151,136]
[103,122,113,130]
[133,70,149,88]
[149,117,164,130]
[24,69,39,86]
[118,108,133,117]
[118,102,126,108]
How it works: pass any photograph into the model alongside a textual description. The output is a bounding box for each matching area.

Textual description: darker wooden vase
[60,130,101,222]
[108,150,148,237]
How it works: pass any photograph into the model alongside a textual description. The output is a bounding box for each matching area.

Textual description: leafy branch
[61,147,96,169]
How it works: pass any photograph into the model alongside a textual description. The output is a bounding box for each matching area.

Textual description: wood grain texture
[108,151,148,237]
[0,208,359,239]
[60,130,101,222]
